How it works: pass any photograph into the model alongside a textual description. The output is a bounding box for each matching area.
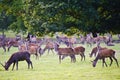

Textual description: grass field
[0,42,120,80]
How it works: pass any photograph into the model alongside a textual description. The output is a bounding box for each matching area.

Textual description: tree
[0,0,120,36]
[0,0,16,34]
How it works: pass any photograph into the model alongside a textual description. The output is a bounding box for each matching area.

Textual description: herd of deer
[0,33,119,71]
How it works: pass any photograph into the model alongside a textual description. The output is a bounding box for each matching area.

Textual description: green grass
[0,43,120,80]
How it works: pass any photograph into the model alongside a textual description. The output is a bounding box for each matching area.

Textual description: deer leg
[104,60,108,67]
[16,61,18,70]
[102,58,107,67]
[83,53,85,61]
[70,54,76,63]
[38,48,42,57]
[81,53,85,61]
[102,59,104,67]
[26,59,33,69]
[109,57,113,66]
[73,55,76,63]
[59,55,61,64]
[69,55,72,63]
[2,46,6,52]
[80,54,83,61]
[51,49,55,54]
[30,61,33,69]
[47,49,50,54]
[12,62,15,70]
[112,56,119,67]
[35,53,38,60]
[7,45,12,52]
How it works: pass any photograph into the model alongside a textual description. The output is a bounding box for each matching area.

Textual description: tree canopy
[0,0,120,36]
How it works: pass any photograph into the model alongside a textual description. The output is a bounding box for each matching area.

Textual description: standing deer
[54,42,76,63]
[62,46,85,61]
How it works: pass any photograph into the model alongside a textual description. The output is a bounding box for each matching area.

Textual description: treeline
[0,0,120,36]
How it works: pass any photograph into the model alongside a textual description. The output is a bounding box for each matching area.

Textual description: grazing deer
[42,41,55,55]
[0,51,33,70]
[92,46,119,67]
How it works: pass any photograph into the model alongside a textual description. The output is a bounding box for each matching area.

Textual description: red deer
[56,35,68,44]
[0,51,33,70]
[89,47,107,57]
[18,42,41,59]
[0,41,7,52]
[0,35,8,52]
[65,36,77,48]
[62,46,85,61]
[73,46,85,61]
[54,42,76,63]
[42,41,55,55]
[92,48,119,67]
[79,35,86,44]
[7,40,19,50]
[86,33,93,47]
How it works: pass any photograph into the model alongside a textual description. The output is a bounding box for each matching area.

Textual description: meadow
[0,31,120,80]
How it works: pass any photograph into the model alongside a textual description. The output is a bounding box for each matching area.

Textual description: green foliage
[0,0,120,36]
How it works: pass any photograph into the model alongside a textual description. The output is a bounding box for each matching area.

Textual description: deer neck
[93,55,99,67]
[5,62,12,70]
[54,45,59,52]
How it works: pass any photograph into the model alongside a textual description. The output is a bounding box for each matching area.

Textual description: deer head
[0,62,9,70]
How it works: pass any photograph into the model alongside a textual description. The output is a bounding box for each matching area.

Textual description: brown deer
[54,42,76,63]
[92,46,119,67]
